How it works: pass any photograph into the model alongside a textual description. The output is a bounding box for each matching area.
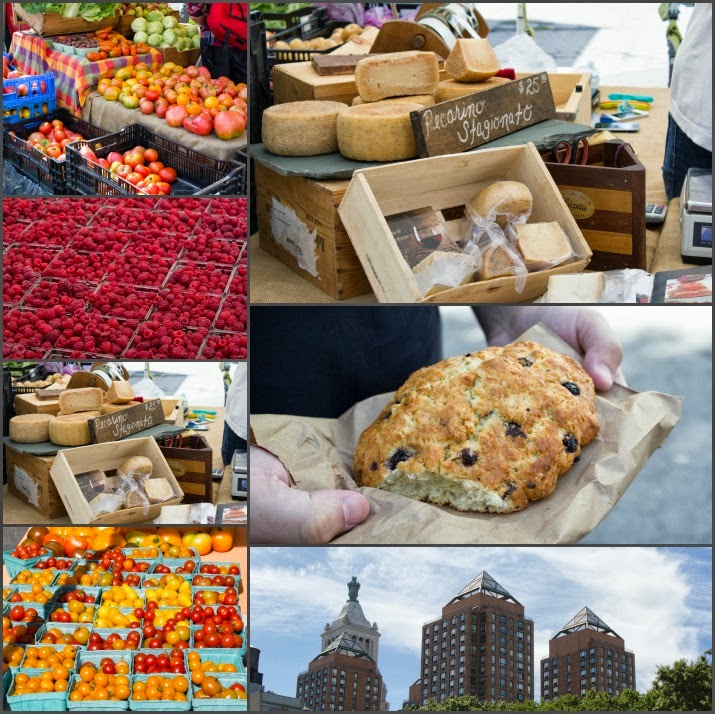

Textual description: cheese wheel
[515,222,574,270]
[100,403,134,415]
[59,387,104,415]
[445,38,500,82]
[9,414,55,444]
[49,411,101,447]
[468,181,533,228]
[262,101,348,157]
[435,76,511,103]
[337,102,422,162]
[351,93,435,108]
[118,456,153,479]
[355,51,439,102]
[107,380,135,405]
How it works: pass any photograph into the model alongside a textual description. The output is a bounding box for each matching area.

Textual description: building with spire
[540,607,636,701]
[406,571,534,707]
[296,576,388,711]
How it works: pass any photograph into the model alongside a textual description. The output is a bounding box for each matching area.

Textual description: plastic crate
[128,673,191,710]
[3,108,107,194]
[6,668,68,710]
[66,124,245,196]
[190,672,247,710]
[261,5,313,29]
[267,9,344,65]
[3,551,44,578]
[66,673,128,710]
[234,150,248,195]
[2,73,56,124]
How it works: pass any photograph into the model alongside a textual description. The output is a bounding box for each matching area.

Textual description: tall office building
[296,577,388,711]
[540,607,636,701]
[406,571,534,707]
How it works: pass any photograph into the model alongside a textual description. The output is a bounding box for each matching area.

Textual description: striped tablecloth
[9,31,163,116]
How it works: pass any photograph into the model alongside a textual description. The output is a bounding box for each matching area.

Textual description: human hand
[474,306,624,390]
[250,446,371,544]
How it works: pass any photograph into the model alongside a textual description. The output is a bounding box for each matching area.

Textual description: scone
[353,341,599,513]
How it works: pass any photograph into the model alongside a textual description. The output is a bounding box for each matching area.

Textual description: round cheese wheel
[100,403,133,415]
[435,76,511,103]
[468,181,533,228]
[48,411,101,447]
[337,102,422,162]
[262,100,348,157]
[118,456,153,480]
[9,414,55,444]
[351,94,435,108]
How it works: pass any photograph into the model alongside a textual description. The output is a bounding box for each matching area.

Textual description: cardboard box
[159,435,213,504]
[5,445,66,519]
[543,140,646,270]
[338,143,592,303]
[255,162,371,299]
[156,47,201,67]
[116,10,179,37]
[50,437,184,525]
[517,71,592,125]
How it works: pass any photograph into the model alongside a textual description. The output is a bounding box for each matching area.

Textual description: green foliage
[411,651,713,711]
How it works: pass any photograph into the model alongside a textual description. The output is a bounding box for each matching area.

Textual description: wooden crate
[116,10,180,38]
[13,3,118,36]
[50,437,184,525]
[157,46,201,67]
[5,446,66,519]
[543,140,646,270]
[255,161,371,299]
[159,435,213,504]
[517,71,592,125]
[14,392,61,416]
[338,143,592,303]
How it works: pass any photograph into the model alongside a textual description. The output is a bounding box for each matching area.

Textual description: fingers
[577,310,624,390]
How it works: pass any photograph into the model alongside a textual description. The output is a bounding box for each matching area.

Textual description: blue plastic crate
[2,73,56,125]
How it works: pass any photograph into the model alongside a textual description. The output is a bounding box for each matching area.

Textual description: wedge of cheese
[58,387,104,415]
[144,477,176,504]
[545,273,606,303]
[107,380,135,404]
[355,51,439,102]
[445,38,500,82]
[515,222,574,271]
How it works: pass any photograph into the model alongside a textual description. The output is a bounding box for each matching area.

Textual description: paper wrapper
[251,324,682,544]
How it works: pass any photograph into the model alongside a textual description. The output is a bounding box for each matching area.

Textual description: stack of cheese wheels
[8,414,55,444]
[49,411,102,446]
[262,101,348,156]
[437,37,507,102]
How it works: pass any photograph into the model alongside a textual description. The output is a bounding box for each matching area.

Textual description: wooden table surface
[2,406,243,525]
[250,85,687,304]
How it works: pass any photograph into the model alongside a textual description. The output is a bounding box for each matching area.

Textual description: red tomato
[158,167,177,184]
[39,122,53,135]
[147,161,164,174]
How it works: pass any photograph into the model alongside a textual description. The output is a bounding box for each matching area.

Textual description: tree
[648,649,712,711]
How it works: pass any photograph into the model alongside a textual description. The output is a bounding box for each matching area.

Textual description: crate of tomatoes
[3,108,107,195]
[66,124,245,196]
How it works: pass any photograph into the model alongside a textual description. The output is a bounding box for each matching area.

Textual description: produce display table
[2,406,245,526]
[10,31,162,116]
[83,91,247,162]
[649,198,703,273]
[250,86,673,304]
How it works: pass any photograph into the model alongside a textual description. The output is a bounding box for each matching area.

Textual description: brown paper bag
[251,324,682,544]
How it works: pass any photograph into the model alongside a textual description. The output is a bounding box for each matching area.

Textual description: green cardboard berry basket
[6,668,68,710]
[4,552,45,579]
[19,642,78,672]
[128,673,191,710]
[185,647,245,674]
[66,672,129,710]
[34,621,92,646]
[9,584,58,604]
[50,587,101,607]
[75,649,134,672]
[190,672,247,710]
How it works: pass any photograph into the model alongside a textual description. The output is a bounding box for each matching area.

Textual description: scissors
[163,433,183,448]
[552,138,589,165]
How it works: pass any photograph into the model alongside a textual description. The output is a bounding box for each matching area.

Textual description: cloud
[250,547,711,701]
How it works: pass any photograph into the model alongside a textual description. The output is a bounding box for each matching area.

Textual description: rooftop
[449,571,521,606]
[553,606,620,639]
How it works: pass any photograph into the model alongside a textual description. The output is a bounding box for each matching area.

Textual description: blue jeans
[222,424,247,467]
[662,114,712,201]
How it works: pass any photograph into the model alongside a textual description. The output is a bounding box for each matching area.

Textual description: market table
[9,30,163,116]
[250,86,675,304]
[82,91,247,163]
[2,406,245,526]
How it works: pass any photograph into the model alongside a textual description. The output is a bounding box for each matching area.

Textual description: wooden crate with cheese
[338,143,592,303]
[50,437,184,525]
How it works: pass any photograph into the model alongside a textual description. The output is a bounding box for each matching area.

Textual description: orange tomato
[201,677,221,697]
[210,528,233,553]
[157,528,182,547]
[191,533,213,556]
[173,676,188,693]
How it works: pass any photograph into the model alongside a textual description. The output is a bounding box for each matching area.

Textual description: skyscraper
[540,607,636,701]
[406,571,534,707]
[296,577,388,711]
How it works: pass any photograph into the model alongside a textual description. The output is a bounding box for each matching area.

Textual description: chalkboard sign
[410,72,557,157]
[88,399,165,444]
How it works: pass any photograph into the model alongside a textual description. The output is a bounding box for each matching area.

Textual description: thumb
[300,490,371,544]
[578,312,624,391]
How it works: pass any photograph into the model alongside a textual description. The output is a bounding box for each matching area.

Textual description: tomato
[144,148,159,163]
[210,528,233,553]
[123,151,145,169]
[201,676,222,696]
[157,528,182,547]
[39,122,53,135]
[147,161,164,174]
[133,164,150,178]
[192,533,213,556]
[51,119,64,129]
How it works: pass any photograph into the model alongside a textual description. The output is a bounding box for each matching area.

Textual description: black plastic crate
[261,5,313,30]
[3,108,107,195]
[65,124,245,197]
[267,8,344,66]
[234,149,248,195]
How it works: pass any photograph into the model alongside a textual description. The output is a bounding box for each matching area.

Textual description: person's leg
[201,43,229,79]
[662,114,713,201]
[228,49,248,85]
[222,423,248,467]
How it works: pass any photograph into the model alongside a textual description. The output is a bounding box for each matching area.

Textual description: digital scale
[231,449,248,499]
[680,168,712,264]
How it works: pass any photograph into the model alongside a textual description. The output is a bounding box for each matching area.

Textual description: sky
[250,547,712,707]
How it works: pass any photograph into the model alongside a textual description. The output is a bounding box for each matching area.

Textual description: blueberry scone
[353,341,599,512]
